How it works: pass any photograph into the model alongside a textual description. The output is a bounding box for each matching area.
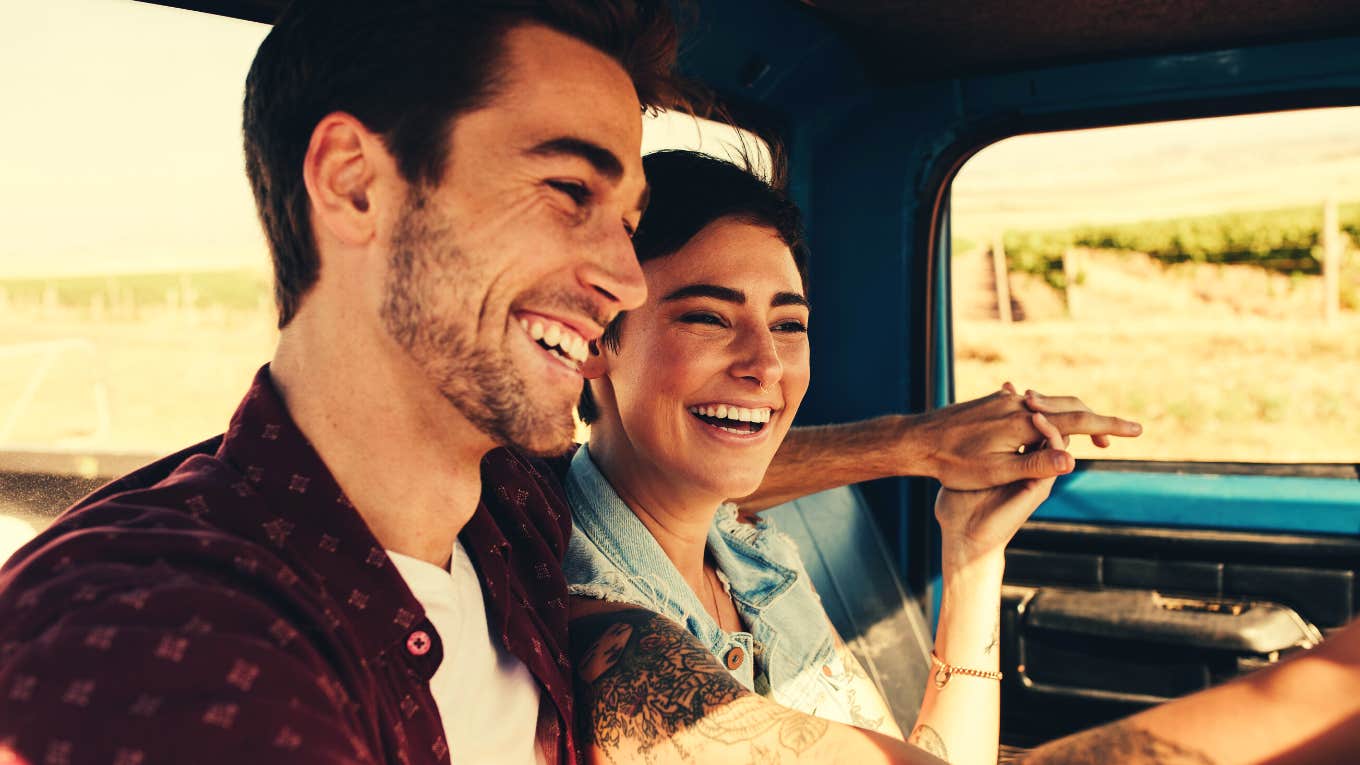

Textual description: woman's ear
[581,339,608,379]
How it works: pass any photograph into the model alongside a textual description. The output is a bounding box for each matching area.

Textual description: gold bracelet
[930,651,1002,688]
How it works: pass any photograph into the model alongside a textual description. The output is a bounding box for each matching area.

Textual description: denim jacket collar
[564,447,797,615]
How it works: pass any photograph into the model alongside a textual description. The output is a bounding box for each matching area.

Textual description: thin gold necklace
[705,564,731,633]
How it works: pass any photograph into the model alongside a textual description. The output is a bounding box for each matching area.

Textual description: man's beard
[380,190,576,456]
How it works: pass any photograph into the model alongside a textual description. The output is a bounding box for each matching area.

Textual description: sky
[2,0,1357,277]
[953,107,1360,235]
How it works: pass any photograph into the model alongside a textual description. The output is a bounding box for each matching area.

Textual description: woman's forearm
[909,551,1006,765]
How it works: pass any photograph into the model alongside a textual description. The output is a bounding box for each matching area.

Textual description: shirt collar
[565,446,795,612]
[564,446,687,611]
[214,364,427,661]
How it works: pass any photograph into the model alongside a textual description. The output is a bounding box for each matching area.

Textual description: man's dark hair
[243,0,682,327]
[578,148,810,423]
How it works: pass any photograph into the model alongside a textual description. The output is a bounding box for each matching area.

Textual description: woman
[567,150,1060,764]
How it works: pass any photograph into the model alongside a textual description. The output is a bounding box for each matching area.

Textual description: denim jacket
[564,446,893,731]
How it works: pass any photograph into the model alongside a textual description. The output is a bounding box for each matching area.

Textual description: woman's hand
[934,412,1065,568]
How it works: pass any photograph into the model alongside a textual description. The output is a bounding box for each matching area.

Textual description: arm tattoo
[571,608,830,758]
[694,701,829,755]
[909,724,948,759]
[1020,721,1217,765]
[984,618,1000,656]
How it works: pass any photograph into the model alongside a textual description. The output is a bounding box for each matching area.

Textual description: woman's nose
[731,330,783,389]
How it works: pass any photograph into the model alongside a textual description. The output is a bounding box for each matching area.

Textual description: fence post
[991,232,1013,324]
[1323,197,1341,323]
[1062,248,1082,319]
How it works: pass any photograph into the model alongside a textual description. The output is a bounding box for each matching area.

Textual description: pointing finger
[1044,411,1142,438]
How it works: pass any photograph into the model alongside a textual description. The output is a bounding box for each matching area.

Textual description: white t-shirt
[388,541,542,765]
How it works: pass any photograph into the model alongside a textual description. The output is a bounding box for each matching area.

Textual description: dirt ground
[0,307,277,454]
[954,251,1360,462]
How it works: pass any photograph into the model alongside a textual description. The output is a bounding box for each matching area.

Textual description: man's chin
[491,411,578,458]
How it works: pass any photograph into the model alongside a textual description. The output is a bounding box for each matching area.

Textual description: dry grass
[0,307,276,454]
[955,252,1360,462]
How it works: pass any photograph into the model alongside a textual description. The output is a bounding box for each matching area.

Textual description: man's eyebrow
[661,284,746,304]
[772,292,809,309]
[527,137,624,181]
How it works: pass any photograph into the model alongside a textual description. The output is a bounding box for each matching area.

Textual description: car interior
[5,0,1360,758]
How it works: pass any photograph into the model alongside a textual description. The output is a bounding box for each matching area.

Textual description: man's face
[380,24,648,456]
[598,218,811,501]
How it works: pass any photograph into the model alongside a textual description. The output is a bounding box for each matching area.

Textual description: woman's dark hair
[243,0,684,327]
[578,147,809,423]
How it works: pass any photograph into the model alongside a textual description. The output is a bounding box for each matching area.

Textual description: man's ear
[581,340,609,380]
[301,112,384,246]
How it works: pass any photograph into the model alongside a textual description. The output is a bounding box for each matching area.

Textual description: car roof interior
[140,0,1360,82]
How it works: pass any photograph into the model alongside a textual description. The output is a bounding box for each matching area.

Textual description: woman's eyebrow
[661,284,745,304]
[771,292,809,309]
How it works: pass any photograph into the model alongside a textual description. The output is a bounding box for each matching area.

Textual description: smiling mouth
[519,316,588,372]
[687,405,773,435]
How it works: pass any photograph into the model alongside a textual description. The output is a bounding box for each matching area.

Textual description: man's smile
[516,312,590,371]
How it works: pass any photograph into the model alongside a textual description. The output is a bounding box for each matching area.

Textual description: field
[0,292,277,454]
[954,250,1360,462]
[0,253,1357,480]
[0,269,271,314]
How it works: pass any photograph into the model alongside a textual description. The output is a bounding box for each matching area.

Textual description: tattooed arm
[570,599,947,765]
[1019,616,1360,765]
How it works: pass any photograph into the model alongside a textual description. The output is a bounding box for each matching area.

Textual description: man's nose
[731,329,783,390]
[578,226,647,313]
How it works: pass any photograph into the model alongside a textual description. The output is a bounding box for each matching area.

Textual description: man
[0,2,1137,763]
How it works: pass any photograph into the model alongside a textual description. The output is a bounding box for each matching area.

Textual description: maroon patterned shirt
[0,366,576,764]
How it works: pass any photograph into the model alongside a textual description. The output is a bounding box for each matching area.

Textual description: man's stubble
[381,188,577,457]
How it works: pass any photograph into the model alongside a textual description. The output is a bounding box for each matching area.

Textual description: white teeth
[522,316,590,366]
[689,405,775,427]
[566,335,588,363]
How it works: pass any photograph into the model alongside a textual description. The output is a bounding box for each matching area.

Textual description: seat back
[764,486,933,733]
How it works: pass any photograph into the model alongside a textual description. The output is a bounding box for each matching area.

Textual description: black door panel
[1000,520,1360,744]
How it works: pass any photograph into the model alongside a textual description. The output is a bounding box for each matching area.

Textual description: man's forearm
[570,604,945,765]
[738,415,926,511]
[1020,618,1360,765]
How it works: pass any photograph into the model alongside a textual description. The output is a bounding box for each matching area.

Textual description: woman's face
[592,216,810,502]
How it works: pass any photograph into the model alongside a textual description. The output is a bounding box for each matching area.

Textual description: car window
[1,1,273,563]
[949,107,1360,464]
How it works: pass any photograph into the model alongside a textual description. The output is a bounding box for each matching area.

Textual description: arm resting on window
[739,387,1140,511]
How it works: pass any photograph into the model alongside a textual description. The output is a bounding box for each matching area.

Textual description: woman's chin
[682,468,765,507]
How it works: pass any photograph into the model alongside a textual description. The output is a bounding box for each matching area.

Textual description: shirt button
[724,646,745,670]
[406,630,432,656]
